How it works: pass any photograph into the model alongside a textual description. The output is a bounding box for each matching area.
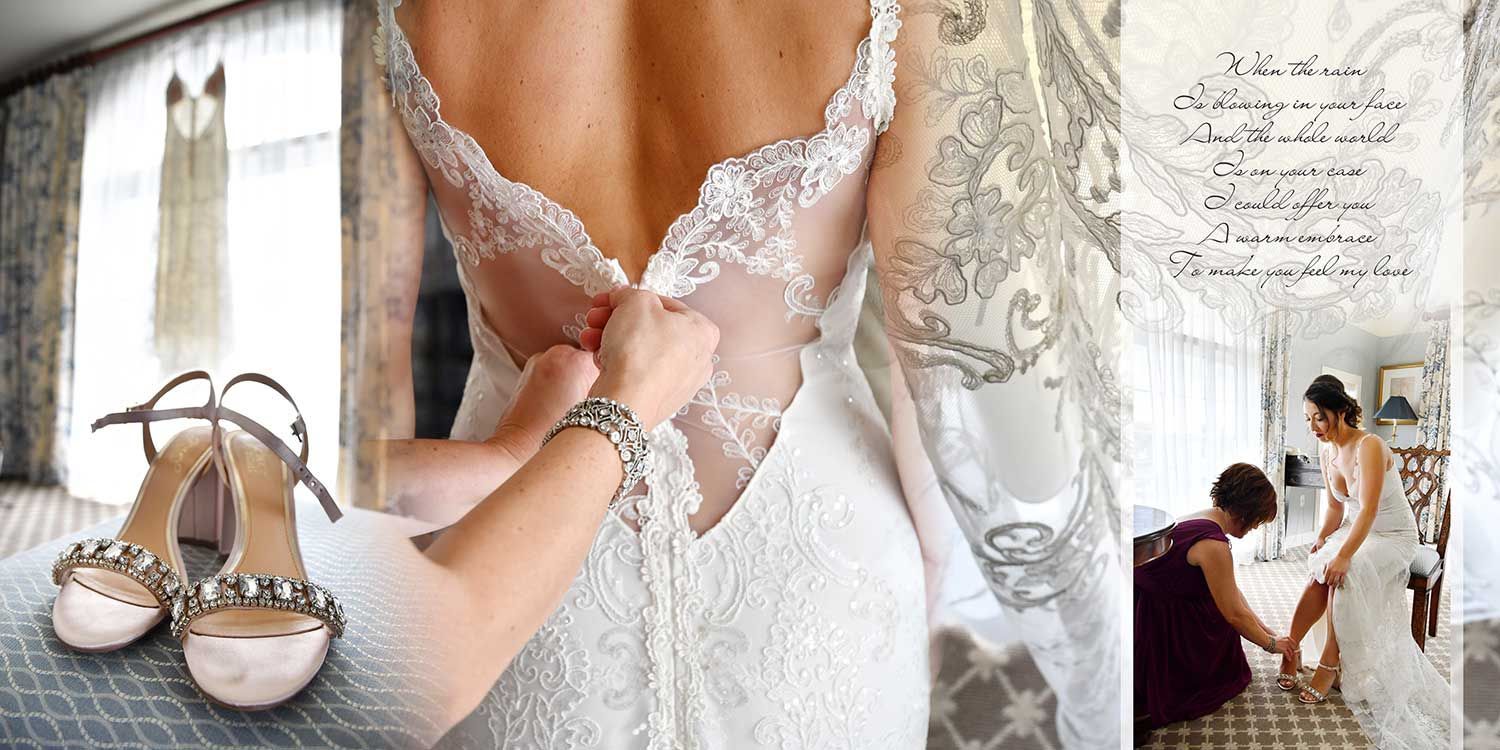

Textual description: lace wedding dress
[378,2,929,747]
[1304,443,1450,749]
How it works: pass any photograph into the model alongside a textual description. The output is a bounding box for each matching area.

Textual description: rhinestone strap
[170,572,347,639]
[51,538,184,608]
[541,397,651,508]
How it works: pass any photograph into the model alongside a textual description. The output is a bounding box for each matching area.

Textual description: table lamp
[1374,395,1417,444]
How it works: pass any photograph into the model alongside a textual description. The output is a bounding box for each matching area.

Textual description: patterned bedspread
[0,503,442,749]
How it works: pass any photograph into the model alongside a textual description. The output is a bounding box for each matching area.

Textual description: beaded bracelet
[541,397,651,508]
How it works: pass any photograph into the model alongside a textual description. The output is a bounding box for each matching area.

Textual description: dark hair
[1210,463,1278,529]
[1304,377,1361,429]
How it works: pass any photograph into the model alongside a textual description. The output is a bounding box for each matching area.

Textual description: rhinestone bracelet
[541,397,651,508]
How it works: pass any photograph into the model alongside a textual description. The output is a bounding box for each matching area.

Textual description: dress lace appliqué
[382,1,923,747]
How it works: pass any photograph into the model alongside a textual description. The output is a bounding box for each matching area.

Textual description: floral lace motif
[376,0,900,310]
[685,366,784,489]
[380,1,916,747]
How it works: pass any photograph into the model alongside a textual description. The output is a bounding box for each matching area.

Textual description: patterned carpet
[1141,544,1452,749]
[0,481,1064,749]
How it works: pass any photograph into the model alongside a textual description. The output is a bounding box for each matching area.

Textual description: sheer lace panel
[378,0,902,534]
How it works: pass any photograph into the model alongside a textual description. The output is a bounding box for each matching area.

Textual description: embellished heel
[1298,662,1341,704]
[50,371,220,652]
[175,373,345,710]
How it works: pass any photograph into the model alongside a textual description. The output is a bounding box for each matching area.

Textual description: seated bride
[1281,375,1448,747]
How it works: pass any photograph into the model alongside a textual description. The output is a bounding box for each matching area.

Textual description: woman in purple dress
[1135,463,1297,732]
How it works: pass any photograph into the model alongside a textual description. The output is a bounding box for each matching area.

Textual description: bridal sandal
[51,371,229,652]
[1276,647,1301,691]
[1298,662,1341,704]
[173,373,346,710]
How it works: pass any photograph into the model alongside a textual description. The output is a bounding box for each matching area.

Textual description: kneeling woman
[1135,463,1296,730]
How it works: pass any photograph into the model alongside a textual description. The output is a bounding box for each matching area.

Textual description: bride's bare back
[385,0,897,534]
[395,0,870,280]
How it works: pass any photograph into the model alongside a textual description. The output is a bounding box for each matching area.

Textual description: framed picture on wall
[1377,362,1424,425]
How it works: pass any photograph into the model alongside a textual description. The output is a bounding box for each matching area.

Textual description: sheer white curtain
[68,0,342,504]
[1132,299,1262,559]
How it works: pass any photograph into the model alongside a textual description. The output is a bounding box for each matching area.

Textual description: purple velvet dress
[1134,518,1251,729]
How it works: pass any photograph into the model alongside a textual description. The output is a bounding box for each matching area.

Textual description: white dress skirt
[1303,453,1450,749]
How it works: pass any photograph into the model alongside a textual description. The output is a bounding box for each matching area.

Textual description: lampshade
[1375,395,1418,422]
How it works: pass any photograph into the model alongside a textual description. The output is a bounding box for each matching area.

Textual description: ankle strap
[217,372,342,523]
[90,371,218,464]
[1318,662,1341,672]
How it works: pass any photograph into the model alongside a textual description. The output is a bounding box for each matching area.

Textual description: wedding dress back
[381,0,898,534]
[379,1,928,747]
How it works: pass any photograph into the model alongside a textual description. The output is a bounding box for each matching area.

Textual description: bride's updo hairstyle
[1304,376,1362,429]
[1210,462,1278,530]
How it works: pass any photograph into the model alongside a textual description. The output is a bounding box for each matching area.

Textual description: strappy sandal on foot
[173,373,346,710]
[1298,662,1341,704]
[1276,648,1302,691]
[50,372,230,652]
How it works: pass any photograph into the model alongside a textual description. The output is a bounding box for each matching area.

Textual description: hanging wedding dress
[154,63,229,372]
[374,0,1122,746]
[1304,444,1450,749]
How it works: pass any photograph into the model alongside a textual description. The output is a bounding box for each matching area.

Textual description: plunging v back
[379,1,927,747]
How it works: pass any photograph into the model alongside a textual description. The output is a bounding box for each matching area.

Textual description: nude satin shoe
[51,371,230,652]
[51,371,346,710]
[171,373,346,710]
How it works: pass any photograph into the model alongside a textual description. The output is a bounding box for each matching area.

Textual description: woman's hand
[488,345,600,462]
[1309,536,1328,554]
[1273,636,1300,655]
[1324,553,1352,588]
[579,289,719,428]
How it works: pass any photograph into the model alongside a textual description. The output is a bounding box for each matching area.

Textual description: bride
[365,0,1121,746]
[1286,376,1449,747]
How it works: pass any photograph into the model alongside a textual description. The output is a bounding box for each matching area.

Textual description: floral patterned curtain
[340,0,421,510]
[0,71,87,483]
[1416,315,1452,542]
[1256,311,1291,561]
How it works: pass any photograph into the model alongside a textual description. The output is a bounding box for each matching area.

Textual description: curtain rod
[0,0,268,100]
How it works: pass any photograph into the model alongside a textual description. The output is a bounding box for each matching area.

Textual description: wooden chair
[1395,446,1450,651]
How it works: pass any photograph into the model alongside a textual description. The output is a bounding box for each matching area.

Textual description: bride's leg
[1289,578,1330,641]
[1318,587,1341,670]
[1279,578,1327,686]
[1300,587,1342,701]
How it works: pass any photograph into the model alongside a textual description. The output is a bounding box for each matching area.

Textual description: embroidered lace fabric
[378,2,929,747]
[1304,452,1451,748]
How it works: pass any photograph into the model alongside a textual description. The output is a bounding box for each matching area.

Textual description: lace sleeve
[865,1,1122,747]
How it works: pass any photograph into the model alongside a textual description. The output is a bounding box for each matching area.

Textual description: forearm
[419,426,624,727]
[1240,591,1270,633]
[1315,502,1344,540]
[1336,505,1379,559]
[371,433,533,525]
[1222,604,1275,648]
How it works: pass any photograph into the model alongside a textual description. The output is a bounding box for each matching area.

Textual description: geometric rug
[1141,544,1451,749]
